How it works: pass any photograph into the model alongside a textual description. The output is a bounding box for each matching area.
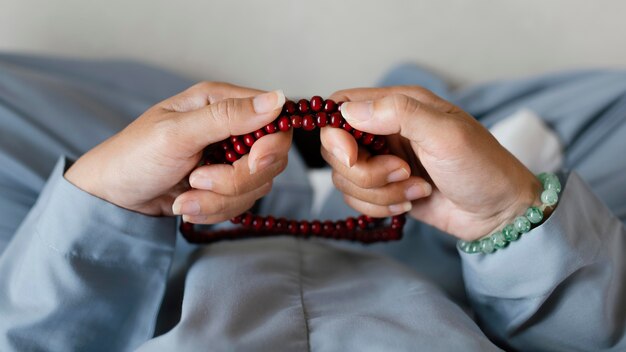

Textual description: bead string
[458,172,562,254]
[180,96,407,244]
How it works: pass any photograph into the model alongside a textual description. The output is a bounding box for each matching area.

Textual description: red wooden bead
[254,129,266,139]
[311,220,322,235]
[276,218,288,232]
[230,215,243,224]
[341,121,353,132]
[362,133,375,145]
[265,122,277,134]
[391,215,406,226]
[230,136,240,144]
[284,100,297,114]
[180,222,194,232]
[252,216,264,230]
[264,216,276,230]
[299,221,310,235]
[323,221,335,237]
[220,141,230,150]
[324,99,337,113]
[225,149,239,163]
[387,229,401,240]
[278,116,291,131]
[291,115,303,129]
[357,215,368,229]
[346,217,356,231]
[316,112,328,127]
[233,141,249,155]
[372,136,386,151]
[243,134,256,147]
[302,114,315,131]
[329,112,342,127]
[298,99,310,113]
[352,130,363,140]
[335,221,347,234]
[288,220,299,235]
[337,101,344,111]
[242,213,254,227]
[310,96,323,112]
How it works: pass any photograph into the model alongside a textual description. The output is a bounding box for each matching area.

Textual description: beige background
[1,0,625,96]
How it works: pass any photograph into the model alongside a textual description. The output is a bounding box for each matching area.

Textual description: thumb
[340,94,447,145]
[175,89,285,150]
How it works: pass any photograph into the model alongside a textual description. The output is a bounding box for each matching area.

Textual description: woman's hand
[65,82,291,224]
[320,86,541,241]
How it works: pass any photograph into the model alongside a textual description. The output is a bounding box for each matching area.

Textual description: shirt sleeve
[0,157,177,352]
[460,172,626,351]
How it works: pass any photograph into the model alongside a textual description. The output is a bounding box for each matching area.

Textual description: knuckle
[353,169,376,189]
[389,94,421,116]
[193,81,216,91]
[152,118,181,147]
[230,173,244,196]
[331,171,345,189]
[211,98,238,128]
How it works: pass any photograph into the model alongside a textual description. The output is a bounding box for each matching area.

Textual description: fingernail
[189,175,213,190]
[405,183,432,200]
[387,168,410,183]
[342,101,373,122]
[332,147,351,167]
[172,200,201,215]
[389,201,412,214]
[250,154,276,174]
[253,89,285,114]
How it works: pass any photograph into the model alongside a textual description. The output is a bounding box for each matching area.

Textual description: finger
[189,153,287,196]
[340,93,459,146]
[174,89,286,150]
[329,86,457,113]
[332,172,432,206]
[319,126,358,168]
[343,194,413,218]
[320,146,412,189]
[173,182,272,223]
[248,128,293,174]
[160,81,264,112]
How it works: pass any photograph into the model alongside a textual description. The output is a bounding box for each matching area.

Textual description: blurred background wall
[1,0,624,97]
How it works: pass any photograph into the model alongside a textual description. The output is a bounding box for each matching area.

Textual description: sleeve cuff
[460,171,612,299]
[33,156,177,267]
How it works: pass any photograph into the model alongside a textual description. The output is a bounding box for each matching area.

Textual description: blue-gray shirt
[0,54,625,351]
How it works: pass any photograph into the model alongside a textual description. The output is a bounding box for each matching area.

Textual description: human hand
[320,86,541,241]
[65,82,290,223]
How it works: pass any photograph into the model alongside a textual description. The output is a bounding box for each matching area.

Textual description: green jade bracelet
[458,172,562,255]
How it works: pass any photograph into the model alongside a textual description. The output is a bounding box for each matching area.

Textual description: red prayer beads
[182,96,407,244]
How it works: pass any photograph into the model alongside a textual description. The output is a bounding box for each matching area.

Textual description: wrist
[485,171,543,240]
[460,171,562,254]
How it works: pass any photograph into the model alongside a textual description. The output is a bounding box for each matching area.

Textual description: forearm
[461,172,626,351]
[0,157,177,352]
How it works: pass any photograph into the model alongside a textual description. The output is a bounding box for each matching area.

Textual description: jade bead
[491,231,507,249]
[458,240,471,253]
[502,224,520,241]
[480,238,496,254]
[541,189,559,206]
[514,216,531,233]
[468,241,481,254]
[544,177,561,193]
[525,206,544,224]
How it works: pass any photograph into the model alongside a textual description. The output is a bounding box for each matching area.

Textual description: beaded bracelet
[458,172,562,255]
